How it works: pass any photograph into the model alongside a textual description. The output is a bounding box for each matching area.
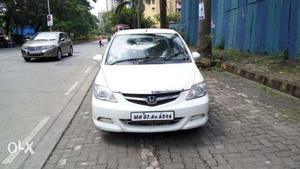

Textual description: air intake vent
[122,91,181,106]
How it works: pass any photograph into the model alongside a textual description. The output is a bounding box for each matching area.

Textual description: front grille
[121,118,183,126]
[27,46,44,51]
[122,91,181,106]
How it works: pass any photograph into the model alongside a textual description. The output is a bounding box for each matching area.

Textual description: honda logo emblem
[147,96,157,105]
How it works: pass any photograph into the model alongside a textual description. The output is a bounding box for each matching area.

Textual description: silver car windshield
[33,33,58,41]
[106,33,191,65]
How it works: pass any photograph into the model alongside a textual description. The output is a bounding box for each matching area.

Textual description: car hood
[95,63,202,94]
[24,40,56,47]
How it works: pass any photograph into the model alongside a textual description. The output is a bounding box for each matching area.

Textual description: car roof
[38,31,63,34]
[115,29,178,35]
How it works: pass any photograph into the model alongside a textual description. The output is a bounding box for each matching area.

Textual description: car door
[59,33,67,54]
[64,34,72,51]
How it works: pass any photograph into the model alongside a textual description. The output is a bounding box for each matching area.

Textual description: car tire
[24,58,31,62]
[68,46,73,56]
[57,48,62,61]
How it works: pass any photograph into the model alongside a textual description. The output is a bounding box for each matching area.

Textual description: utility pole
[159,0,167,28]
[197,0,212,60]
[47,0,52,31]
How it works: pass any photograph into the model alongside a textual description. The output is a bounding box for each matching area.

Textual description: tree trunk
[197,0,212,59]
[159,0,167,28]
[5,18,10,35]
[136,0,141,28]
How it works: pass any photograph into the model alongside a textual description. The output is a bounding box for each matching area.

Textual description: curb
[21,64,99,169]
[221,63,300,99]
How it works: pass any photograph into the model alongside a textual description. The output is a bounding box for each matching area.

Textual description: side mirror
[60,37,65,41]
[192,52,201,61]
[93,54,103,61]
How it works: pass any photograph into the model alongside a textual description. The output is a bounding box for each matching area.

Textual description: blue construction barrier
[181,0,300,59]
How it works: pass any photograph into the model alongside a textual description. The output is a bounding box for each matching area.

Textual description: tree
[154,13,180,24]
[0,0,98,39]
[159,0,167,28]
[102,7,154,32]
[115,0,151,28]
[197,0,212,60]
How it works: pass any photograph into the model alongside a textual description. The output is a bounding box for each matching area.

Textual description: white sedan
[92,29,209,133]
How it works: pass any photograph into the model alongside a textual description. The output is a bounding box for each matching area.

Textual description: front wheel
[68,46,73,56]
[57,48,62,61]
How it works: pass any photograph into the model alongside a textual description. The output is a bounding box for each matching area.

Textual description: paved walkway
[43,71,300,169]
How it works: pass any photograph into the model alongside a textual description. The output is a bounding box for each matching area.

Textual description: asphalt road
[0,41,106,169]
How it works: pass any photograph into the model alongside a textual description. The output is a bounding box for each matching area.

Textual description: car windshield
[106,33,191,65]
[33,32,58,41]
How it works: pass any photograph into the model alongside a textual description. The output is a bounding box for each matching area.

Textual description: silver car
[21,31,73,62]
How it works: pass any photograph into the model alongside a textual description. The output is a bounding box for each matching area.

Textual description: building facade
[106,0,118,11]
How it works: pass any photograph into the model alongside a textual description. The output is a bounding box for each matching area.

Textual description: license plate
[28,51,42,55]
[131,111,174,121]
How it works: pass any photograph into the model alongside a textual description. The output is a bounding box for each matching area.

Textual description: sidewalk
[43,71,300,169]
[213,49,300,98]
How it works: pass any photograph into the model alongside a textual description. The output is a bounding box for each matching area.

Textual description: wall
[180,0,199,46]
[212,0,300,59]
[180,0,300,59]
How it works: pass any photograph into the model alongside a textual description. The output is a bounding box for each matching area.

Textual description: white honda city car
[92,29,209,133]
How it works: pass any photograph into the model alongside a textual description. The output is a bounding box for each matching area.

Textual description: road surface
[0,41,106,169]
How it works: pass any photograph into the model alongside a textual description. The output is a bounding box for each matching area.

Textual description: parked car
[92,29,209,133]
[114,24,130,32]
[21,31,73,62]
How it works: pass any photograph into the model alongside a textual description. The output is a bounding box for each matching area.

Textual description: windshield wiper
[141,51,189,64]
[110,58,145,65]
[163,51,187,61]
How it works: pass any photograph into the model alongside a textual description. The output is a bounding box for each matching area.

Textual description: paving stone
[43,71,300,169]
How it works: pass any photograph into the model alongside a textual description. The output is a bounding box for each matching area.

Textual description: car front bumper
[92,91,209,133]
[21,48,58,58]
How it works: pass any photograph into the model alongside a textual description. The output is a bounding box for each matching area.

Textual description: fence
[181,0,300,59]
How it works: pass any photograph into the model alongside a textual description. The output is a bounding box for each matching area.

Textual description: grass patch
[280,108,300,126]
[258,85,300,126]
[259,85,279,96]
[213,49,300,85]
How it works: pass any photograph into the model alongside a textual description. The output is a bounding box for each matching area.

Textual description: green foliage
[141,16,155,28]
[154,13,180,24]
[277,49,289,60]
[0,0,98,38]
[215,37,225,50]
[101,8,155,33]
[167,13,180,23]
[116,8,135,27]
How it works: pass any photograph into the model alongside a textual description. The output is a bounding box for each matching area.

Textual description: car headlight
[21,45,28,50]
[93,84,117,102]
[186,82,207,100]
[41,45,55,50]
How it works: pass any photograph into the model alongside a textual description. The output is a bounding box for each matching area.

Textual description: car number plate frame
[131,111,174,121]
[28,50,42,55]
